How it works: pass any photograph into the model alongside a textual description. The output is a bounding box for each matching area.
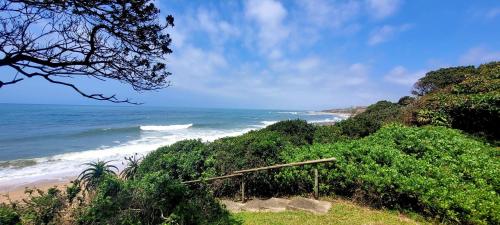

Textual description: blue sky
[1,0,499,109]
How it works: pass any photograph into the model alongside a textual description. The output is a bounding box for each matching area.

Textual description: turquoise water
[0,103,344,189]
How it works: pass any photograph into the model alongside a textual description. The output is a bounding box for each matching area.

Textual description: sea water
[0,103,345,189]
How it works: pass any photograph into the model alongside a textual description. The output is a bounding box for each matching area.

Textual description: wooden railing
[182,157,336,202]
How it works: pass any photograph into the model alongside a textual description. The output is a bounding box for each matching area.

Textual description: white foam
[140,124,193,131]
[276,111,299,115]
[308,118,341,123]
[0,127,252,191]
[261,121,278,126]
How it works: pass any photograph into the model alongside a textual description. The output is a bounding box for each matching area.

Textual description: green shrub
[313,125,346,144]
[138,139,209,181]
[206,130,291,197]
[75,172,237,225]
[168,187,240,225]
[264,119,316,145]
[20,187,66,225]
[279,124,499,224]
[336,101,402,138]
[398,96,415,106]
[407,61,500,141]
[0,204,20,225]
[412,65,476,96]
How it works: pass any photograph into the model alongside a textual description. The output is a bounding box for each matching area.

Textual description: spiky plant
[120,154,142,180]
[78,160,117,192]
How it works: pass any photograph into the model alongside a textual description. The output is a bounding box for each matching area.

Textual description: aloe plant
[78,160,118,192]
[120,154,142,180]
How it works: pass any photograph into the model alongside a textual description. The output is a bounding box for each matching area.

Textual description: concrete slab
[220,199,245,212]
[221,197,331,214]
[241,197,291,212]
[286,197,331,214]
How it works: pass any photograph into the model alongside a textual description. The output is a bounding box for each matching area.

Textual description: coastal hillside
[1,0,499,224]
[1,61,498,225]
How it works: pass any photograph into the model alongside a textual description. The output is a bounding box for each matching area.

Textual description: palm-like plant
[120,154,142,180]
[78,160,118,192]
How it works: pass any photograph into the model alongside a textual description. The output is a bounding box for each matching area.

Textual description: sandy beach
[0,179,71,203]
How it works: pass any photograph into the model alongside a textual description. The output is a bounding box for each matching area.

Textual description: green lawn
[234,198,432,225]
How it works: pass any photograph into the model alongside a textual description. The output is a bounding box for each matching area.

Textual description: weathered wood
[233,157,336,174]
[182,173,242,184]
[314,168,319,199]
[241,177,246,203]
[181,157,336,184]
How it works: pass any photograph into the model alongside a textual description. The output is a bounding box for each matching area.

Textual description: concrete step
[221,197,332,214]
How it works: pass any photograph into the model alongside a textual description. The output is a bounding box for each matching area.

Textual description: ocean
[0,103,345,190]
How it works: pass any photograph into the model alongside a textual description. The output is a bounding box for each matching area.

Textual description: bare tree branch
[0,0,175,103]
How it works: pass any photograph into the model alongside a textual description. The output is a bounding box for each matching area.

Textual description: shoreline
[0,178,72,203]
[0,116,348,204]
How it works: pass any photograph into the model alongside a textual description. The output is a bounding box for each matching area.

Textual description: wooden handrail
[182,157,336,184]
[182,173,243,184]
[181,157,336,201]
[233,157,336,174]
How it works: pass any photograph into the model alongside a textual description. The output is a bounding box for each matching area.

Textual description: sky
[1,0,499,110]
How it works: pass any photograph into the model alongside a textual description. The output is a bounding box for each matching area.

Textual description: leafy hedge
[0,204,20,225]
[137,120,318,198]
[265,119,315,145]
[405,61,500,141]
[74,173,238,225]
[136,119,499,224]
[278,124,499,224]
[335,100,402,138]
[138,139,210,181]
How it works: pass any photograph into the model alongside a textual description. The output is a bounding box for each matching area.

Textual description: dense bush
[278,124,499,224]
[336,101,402,138]
[313,124,346,144]
[205,130,290,197]
[405,61,500,141]
[138,139,209,180]
[264,119,316,145]
[7,59,497,224]
[397,96,415,106]
[134,120,500,224]
[412,66,476,96]
[136,120,321,199]
[75,173,238,225]
[0,187,68,225]
[0,204,20,225]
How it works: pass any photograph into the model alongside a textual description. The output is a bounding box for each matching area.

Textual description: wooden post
[241,177,246,203]
[314,168,319,199]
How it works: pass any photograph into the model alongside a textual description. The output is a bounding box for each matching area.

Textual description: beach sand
[0,179,72,203]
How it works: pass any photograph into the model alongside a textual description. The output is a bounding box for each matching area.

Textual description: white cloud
[169,46,380,108]
[384,66,425,85]
[245,0,290,53]
[169,46,228,89]
[459,47,500,65]
[156,1,415,108]
[298,0,360,28]
[368,24,411,45]
[196,9,240,37]
[366,0,401,19]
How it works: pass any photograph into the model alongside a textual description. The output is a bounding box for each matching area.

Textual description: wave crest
[140,124,193,131]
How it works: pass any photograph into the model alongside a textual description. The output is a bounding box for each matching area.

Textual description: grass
[234,198,432,225]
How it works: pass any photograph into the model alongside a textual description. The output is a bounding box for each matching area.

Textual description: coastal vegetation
[1,61,499,224]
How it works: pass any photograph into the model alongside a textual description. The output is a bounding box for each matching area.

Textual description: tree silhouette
[0,0,174,103]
